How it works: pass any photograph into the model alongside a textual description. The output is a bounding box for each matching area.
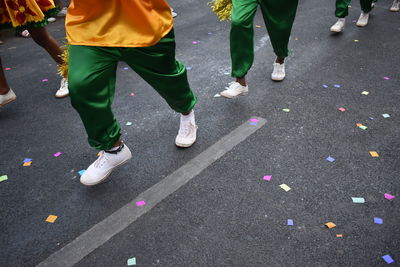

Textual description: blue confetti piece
[374,217,383,224]
[249,122,257,126]
[208,32,213,35]
[287,219,294,226]
[382,255,394,264]
[23,158,32,163]
[326,156,335,162]
[186,66,192,71]
[123,67,129,70]
[334,84,341,88]
[369,117,374,120]
[322,84,328,88]
[78,170,86,176]
[127,257,136,266]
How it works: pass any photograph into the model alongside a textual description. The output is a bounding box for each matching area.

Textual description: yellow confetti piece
[325,222,336,229]
[46,215,58,223]
[369,151,379,157]
[255,25,261,28]
[280,184,291,192]
[97,151,103,157]
[23,161,32,166]
[354,40,359,42]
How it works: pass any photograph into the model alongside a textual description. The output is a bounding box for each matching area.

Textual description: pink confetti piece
[338,107,346,112]
[383,77,390,80]
[250,118,259,123]
[42,79,48,82]
[136,200,146,207]
[384,193,395,200]
[4,67,11,70]
[263,175,272,181]
[53,152,62,157]
[192,41,198,44]
[130,93,135,96]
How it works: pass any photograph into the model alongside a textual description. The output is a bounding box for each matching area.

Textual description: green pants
[230,0,299,78]
[335,0,376,17]
[68,30,197,150]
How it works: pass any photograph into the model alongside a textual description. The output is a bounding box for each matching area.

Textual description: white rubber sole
[55,93,69,99]
[175,139,196,148]
[80,155,132,186]
[0,96,16,107]
[220,91,248,99]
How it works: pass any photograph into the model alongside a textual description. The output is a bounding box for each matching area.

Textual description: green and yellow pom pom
[209,0,232,21]
[57,42,69,78]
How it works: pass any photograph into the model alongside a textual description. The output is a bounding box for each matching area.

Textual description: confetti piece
[42,79,48,82]
[354,40,359,42]
[382,255,394,264]
[213,93,221,98]
[97,151,103,157]
[383,77,390,80]
[384,193,395,200]
[130,93,135,96]
[23,161,32,166]
[249,122,257,126]
[255,25,261,28]
[325,222,336,229]
[78,170,86,176]
[287,219,294,226]
[23,158,32,163]
[0,175,8,182]
[382,114,390,118]
[123,67,129,70]
[192,41,199,44]
[45,215,58,223]
[326,156,335,162]
[223,72,230,75]
[207,32,213,35]
[280,184,291,192]
[263,175,272,181]
[250,118,259,123]
[338,107,346,112]
[334,84,341,88]
[126,122,132,126]
[127,257,136,266]
[374,217,383,224]
[295,37,299,40]
[4,67,11,70]
[282,108,290,112]
[369,151,379,157]
[352,197,365,203]
[54,152,62,157]
[322,84,328,88]
[361,91,369,95]
[136,200,146,206]
[336,234,343,238]
[356,124,368,130]
[369,117,374,120]
[186,66,192,71]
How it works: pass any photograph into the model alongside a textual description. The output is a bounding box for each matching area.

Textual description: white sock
[181,110,195,122]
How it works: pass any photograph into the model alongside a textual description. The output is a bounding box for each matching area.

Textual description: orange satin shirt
[65,0,173,47]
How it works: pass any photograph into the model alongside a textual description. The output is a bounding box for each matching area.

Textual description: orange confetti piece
[325,222,336,229]
[369,151,379,157]
[45,215,58,223]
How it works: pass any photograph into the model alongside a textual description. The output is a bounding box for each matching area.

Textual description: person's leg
[27,27,63,65]
[259,0,298,81]
[230,0,258,84]
[0,56,16,107]
[360,0,374,13]
[69,45,132,185]
[335,0,352,18]
[122,30,197,147]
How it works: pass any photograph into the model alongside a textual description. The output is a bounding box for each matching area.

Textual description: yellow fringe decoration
[58,42,69,78]
[209,0,232,21]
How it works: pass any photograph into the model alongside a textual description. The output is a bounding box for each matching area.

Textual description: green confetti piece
[0,175,8,182]
[127,257,136,266]
[352,197,365,203]
[359,125,368,130]
[282,108,290,112]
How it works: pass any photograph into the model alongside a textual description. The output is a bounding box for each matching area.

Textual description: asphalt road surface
[1,0,399,266]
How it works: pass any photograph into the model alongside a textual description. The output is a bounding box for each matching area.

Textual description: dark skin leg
[0,56,11,95]
[27,27,63,65]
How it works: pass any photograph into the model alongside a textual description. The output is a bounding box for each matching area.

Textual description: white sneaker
[175,111,197,148]
[55,78,69,98]
[390,0,400,11]
[330,18,346,32]
[0,88,16,107]
[47,17,56,23]
[80,143,132,186]
[271,62,286,81]
[171,8,177,18]
[220,81,248,98]
[356,12,369,27]
[57,7,67,16]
